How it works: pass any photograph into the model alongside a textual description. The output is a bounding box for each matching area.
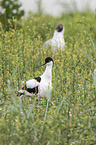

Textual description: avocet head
[37,57,53,68]
[45,57,53,66]
[56,24,64,33]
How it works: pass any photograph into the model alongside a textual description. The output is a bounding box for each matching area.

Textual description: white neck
[42,64,52,81]
[53,27,64,38]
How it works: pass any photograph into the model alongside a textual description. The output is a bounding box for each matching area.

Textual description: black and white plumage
[44,24,65,52]
[18,57,53,97]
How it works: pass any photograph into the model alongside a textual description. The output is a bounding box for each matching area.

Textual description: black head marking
[45,57,53,63]
[36,57,53,68]
[56,24,63,32]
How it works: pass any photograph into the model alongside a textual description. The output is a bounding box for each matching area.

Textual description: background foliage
[0,10,96,144]
[0,0,24,30]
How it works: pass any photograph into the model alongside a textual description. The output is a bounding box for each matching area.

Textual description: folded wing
[18,77,41,96]
[25,78,40,93]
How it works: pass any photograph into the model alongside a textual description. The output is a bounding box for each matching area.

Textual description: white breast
[51,36,65,51]
[38,77,52,97]
[44,29,65,53]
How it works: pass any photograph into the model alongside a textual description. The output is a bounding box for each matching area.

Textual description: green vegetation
[0,0,24,30]
[0,11,96,144]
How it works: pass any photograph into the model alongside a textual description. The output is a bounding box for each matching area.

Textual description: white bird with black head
[44,24,65,52]
[18,57,53,97]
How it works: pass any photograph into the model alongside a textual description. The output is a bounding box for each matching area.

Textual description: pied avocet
[44,24,65,52]
[18,57,53,97]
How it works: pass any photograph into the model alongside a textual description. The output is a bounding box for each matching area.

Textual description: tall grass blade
[94,69,96,88]
[87,32,96,57]
[78,47,96,66]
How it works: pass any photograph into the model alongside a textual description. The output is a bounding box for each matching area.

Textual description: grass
[0,11,96,144]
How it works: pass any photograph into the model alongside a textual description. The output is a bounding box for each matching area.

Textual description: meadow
[0,11,96,144]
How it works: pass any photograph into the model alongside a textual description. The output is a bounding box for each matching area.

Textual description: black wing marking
[23,84,38,94]
[22,77,41,94]
[35,77,41,83]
